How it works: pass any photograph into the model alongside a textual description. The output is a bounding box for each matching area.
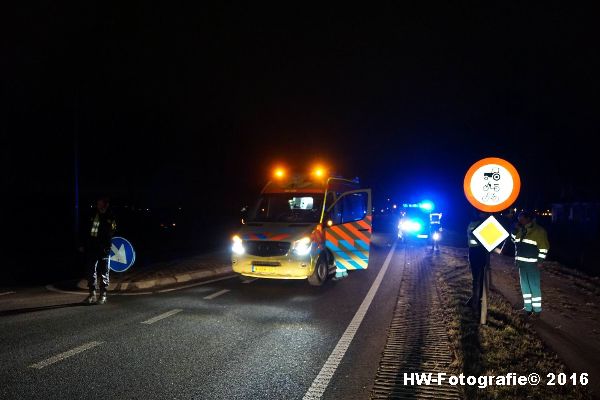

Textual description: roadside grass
[433,250,592,400]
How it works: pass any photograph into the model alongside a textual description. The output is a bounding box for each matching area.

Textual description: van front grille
[245,241,290,257]
[251,261,282,267]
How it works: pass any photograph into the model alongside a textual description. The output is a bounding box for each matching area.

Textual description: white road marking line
[45,284,152,296]
[303,242,398,400]
[45,275,238,297]
[203,289,230,300]
[141,309,183,325]
[0,291,16,296]
[242,278,258,284]
[156,275,237,293]
[118,291,154,296]
[29,341,103,369]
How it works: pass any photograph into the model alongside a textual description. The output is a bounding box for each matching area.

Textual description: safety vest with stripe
[511,221,550,266]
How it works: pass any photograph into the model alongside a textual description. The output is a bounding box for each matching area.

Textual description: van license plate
[252,266,277,273]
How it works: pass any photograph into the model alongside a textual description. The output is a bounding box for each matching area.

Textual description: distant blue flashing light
[419,201,434,211]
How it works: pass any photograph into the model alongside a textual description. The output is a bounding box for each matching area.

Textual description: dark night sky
[3,3,599,226]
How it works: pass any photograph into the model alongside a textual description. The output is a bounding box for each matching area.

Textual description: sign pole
[480,261,490,325]
[464,157,520,325]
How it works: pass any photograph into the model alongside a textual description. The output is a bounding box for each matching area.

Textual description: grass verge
[433,250,592,400]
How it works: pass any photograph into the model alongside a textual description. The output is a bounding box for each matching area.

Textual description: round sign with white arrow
[108,236,136,272]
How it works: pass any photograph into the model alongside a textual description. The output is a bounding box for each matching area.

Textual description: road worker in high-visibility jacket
[511,210,550,316]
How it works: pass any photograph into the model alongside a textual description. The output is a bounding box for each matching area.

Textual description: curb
[77,265,233,292]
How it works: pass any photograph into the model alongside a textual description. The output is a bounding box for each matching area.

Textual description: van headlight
[400,220,421,232]
[293,237,312,256]
[231,235,245,255]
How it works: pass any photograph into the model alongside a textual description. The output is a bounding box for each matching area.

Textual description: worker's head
[96,196,110,213]
[518,210,534,226]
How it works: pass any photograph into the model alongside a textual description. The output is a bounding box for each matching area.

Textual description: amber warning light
[273,168,286,179]
[313,168,325,177]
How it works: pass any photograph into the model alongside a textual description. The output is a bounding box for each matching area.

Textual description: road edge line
[303,241,398,400]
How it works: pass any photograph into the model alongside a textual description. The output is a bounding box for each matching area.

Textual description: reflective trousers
[518,263,541,312]
[87,247,110,292]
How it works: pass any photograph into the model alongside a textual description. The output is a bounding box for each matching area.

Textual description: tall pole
[480,253,491,325]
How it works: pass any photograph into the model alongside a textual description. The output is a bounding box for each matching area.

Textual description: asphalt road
[1,233,412,400]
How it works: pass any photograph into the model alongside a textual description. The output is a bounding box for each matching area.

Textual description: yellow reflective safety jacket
[511,221,549,266]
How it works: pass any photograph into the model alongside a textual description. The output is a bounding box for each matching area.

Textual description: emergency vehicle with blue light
[397,202,438,243]
[231,167,372,286]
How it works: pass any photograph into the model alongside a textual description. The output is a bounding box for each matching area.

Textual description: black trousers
[468,246,489,311]
[86,245,110,291]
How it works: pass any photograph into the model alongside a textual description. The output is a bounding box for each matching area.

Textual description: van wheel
[308,256,328,286]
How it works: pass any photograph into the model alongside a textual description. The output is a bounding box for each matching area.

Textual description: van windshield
[248,193,324,223]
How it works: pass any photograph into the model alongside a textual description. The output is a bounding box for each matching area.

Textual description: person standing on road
[511,210,550,317]
[466,211,490,313]
[429,213,443,253]
[81,196,116,305]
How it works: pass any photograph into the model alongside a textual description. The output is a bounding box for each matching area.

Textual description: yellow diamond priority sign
[472,215,509,252]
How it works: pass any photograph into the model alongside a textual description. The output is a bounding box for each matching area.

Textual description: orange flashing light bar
[273,168,286,179]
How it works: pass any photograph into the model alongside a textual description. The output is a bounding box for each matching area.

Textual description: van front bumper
[232,254,314,279]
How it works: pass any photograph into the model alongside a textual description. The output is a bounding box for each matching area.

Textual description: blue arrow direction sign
[108,237,136,272]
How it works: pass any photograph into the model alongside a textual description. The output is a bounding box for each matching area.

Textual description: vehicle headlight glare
[400,220,421,232]
[231,235,245,255]
[293,237,312,256]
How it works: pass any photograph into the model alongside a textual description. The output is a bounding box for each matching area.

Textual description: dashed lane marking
[0,291,16,296]
[242,278,259,284]
[156,275,237,293]
[29,341,103,369]
[203,289,231,300]
[141,309,183,325]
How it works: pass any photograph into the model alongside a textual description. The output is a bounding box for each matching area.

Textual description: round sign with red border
[464,157,521,212]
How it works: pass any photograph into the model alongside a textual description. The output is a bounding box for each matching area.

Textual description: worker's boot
[97,290,107,305]
[85,290,97,305]
[519,307,533,316]
[529,311,541,320]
